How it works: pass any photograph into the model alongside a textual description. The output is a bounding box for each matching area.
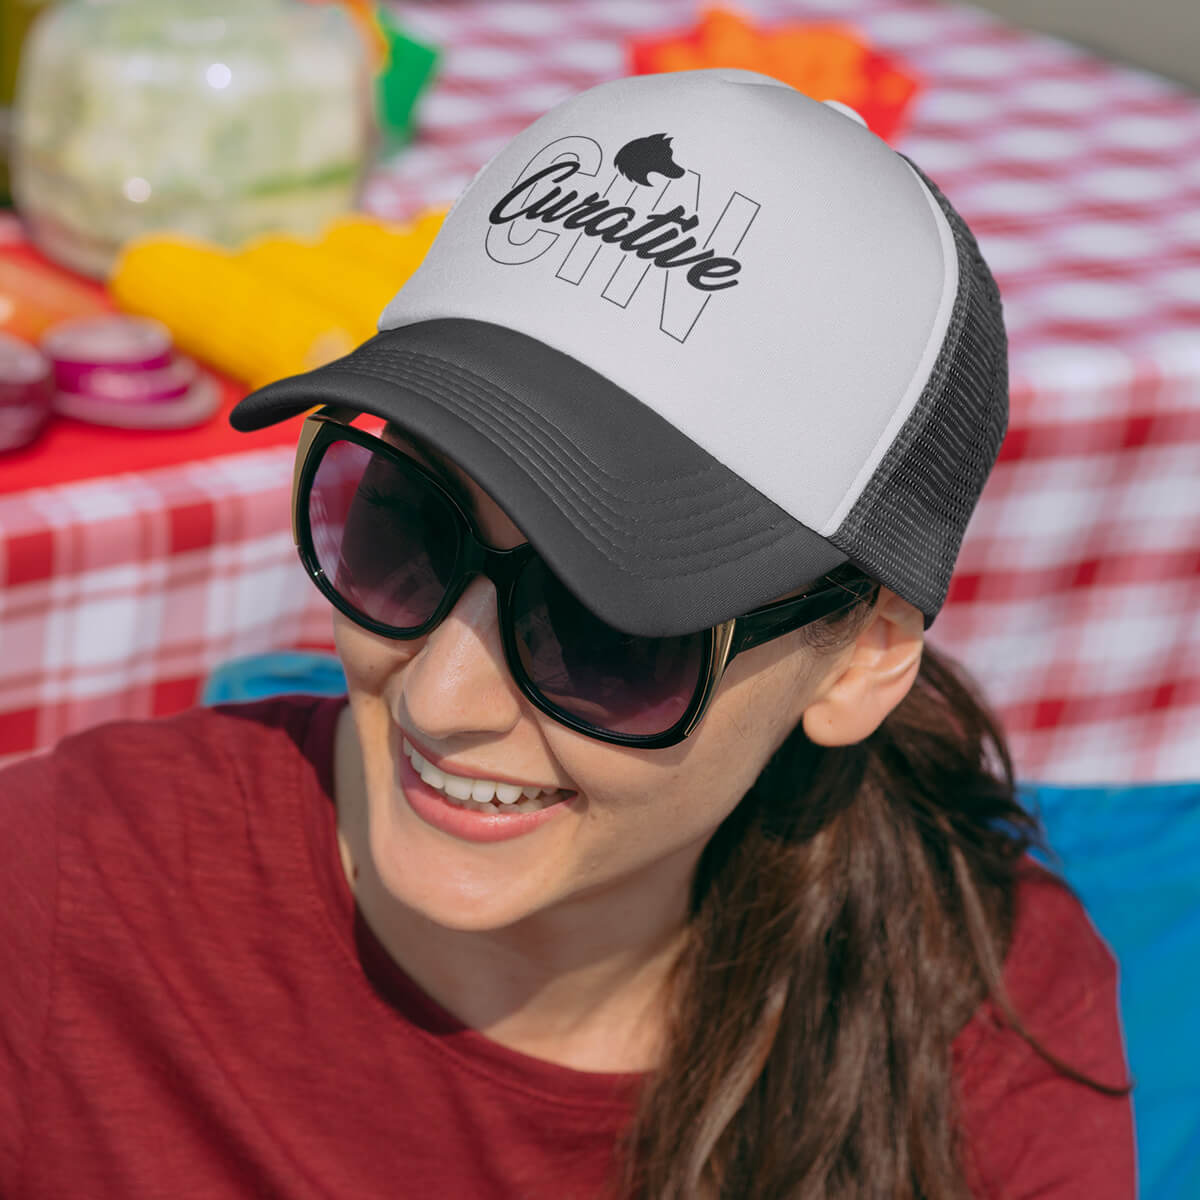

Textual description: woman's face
[334,432,841,936]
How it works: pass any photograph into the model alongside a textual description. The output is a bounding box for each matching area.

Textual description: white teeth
[402,738,559,810]
[442,775,475,802]
[418,764,445,790]
[407,743,447,791]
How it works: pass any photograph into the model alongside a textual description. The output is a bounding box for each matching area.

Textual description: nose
[399,575,525,741]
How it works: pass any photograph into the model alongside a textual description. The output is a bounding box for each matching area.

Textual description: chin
[363,793,564,934]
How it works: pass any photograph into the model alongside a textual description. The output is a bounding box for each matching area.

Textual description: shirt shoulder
[48,695,344,923]
[0,745,61,1182]
[40,694,340,853]
[0,696,343,1187]
[955,865,1136,1199]
[52,693,339,793]
[999,865,1123,1043]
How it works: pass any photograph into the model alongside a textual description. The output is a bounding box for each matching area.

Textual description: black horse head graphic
[614,133,686,186]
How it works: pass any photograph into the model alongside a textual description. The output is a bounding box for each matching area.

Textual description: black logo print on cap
[485,131,760,342]
[613,133,686,186]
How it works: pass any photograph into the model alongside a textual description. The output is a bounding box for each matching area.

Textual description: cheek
[717,639,821,747]
[333,612,421,694]
[555,752,754,897]
[542,646,814,821]
[653,660,814,811]
[542,709,780,853]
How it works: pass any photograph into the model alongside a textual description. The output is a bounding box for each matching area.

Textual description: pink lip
[396,738,573,844]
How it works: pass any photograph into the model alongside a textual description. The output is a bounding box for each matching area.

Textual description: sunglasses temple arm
[726,581,878,661]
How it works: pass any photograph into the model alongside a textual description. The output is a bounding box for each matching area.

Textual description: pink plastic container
[0,332,54,450]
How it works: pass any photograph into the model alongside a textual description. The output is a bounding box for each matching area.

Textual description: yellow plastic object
[109,237,357,390]
[237,236,396,344]
[108,210,445,389]
[319,207,445,290]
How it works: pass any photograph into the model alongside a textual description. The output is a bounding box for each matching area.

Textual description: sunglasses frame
[291,409,876,749]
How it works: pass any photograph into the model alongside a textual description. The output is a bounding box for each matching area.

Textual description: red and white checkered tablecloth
[1,0,1198,781]
[0,445,335,755]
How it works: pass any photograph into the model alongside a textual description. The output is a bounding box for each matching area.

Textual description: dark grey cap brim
[230,318,846,637]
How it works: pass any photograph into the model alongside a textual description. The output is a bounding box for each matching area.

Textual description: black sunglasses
[291,410,875,749]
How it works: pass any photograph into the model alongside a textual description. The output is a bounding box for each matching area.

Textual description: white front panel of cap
[380,70,955,532]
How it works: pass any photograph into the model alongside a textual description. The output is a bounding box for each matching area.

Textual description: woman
[1,71,1133,1198]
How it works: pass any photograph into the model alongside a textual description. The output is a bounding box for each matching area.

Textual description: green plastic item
[373,5,439,149]
[0,0,53,204]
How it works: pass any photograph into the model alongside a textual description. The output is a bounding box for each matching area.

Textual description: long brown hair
[617,568,1126,1199]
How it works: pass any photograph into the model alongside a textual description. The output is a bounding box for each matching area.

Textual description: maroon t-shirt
[0,697,1136,1199]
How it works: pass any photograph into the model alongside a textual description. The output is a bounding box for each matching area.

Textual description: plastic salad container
[10,0,375,278]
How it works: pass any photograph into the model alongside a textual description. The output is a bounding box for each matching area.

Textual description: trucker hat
[230,68,1007,637]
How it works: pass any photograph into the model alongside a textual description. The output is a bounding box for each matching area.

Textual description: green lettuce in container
[10,0,376,278]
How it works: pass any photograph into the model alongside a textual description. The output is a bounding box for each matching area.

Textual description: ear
[801,588,924,747]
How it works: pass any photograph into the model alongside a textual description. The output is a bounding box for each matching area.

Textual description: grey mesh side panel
[828,162,1008,624]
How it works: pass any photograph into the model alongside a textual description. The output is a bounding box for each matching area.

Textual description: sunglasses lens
[307,438,460,631]
[303,430,706,741]
[512,557,706,737]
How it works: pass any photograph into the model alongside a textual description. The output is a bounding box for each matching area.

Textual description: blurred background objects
[2,0,1197,762]
[0,0,52,204]
[10,0,375,278]
[969,0,1200,92]
[2,0,1197,778]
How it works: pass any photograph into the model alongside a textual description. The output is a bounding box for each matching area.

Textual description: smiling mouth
[401,738,569,815]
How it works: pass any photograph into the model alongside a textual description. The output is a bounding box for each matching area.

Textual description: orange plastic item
[296,0,388,68]
[628,7,920,144]
[0,254,111,343]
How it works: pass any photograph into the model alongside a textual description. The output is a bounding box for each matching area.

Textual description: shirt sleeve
[0,750,59,1188]
[954,869,1137,1200]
